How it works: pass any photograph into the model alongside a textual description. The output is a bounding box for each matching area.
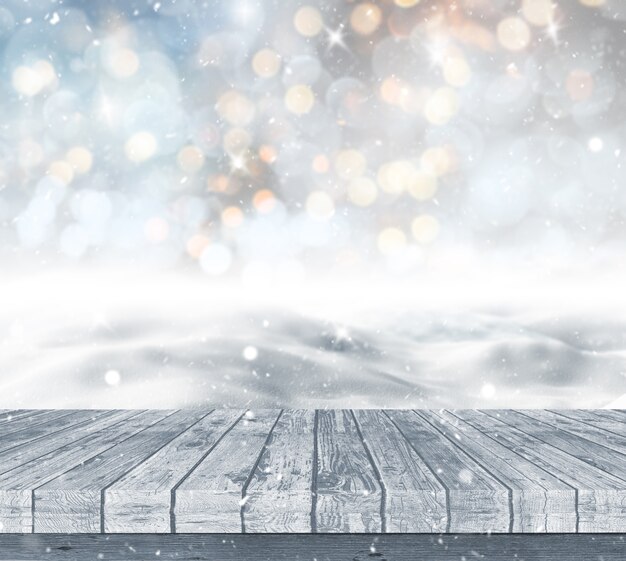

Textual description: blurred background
[1,0,625,408]
[1,0,625,278]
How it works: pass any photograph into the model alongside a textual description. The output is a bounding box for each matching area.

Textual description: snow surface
[1,269,625,409]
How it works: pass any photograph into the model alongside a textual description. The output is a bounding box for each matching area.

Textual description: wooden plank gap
[382,410,452,532]
[240,410,284,533]
[349,410,387,533]
[169,410,247,533]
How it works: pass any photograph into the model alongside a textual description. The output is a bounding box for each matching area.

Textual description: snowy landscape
[1,0,626,409]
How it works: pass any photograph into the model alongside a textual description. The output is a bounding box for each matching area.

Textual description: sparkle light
[424,87,459,125]
[306,191,335,220]
[335,149,366,180]
[252,48,282,78]
[442,55,471,88]
[377,227,406,255]
[350,3,382,36]
[411,215,440,244]
[222,206,244,228]
[104,370,121,386]
[216,90,256,126]
[285,84,315,114]
[125,132,157,163]
[588,137,603,152]
[253,189,276,213]
[177,145,205,173]
[66,147,93,174]
[497,17,532,51]
[294,6,324,37]
[1,0,623,281]
[104,47,140,79]
[522,0,556,27]
[347,177,378,207]
[378,160,416,194]
[186,234,211,259]
[48,161,74,185]
[407,170,437,200]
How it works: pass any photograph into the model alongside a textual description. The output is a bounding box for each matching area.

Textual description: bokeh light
[0,0,623,280]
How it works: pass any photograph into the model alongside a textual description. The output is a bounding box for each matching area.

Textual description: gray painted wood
[244,410,315,532]
[1,534,623,561]
[460,410,626,532]
[0,410,625,534]
[0,410,141,533]
[0,410,66,437]
[0,410,107,455]
[315,410,383,533]
[549,410,626,450]
[592,409,626,423]
[0,410,43,425]
[0,411,133,479]
[175,409,281,532]
[499,410,626,482]
[105,409,242,533]
[353,409,447,532]
[34,410,202,533]
[424,409,576,532]
[387,410,510,532]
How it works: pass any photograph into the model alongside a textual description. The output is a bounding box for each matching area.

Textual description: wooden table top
[0,409,624,534]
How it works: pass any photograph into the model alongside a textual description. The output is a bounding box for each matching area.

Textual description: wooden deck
[0,409,624,534]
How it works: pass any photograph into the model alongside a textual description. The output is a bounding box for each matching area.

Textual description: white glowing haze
[1,267,625,409]
[1,0,626,408]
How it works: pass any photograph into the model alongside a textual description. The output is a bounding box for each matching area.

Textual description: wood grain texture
[0,534,624,561]
[0,410,107,455]
[0,410,65,437]
[315,410,383,533]
[34,410,203,533]
[589,409,626,423]
[105,409,242,533]
[546,410,626,453]
[0,410,140,533]
[461,410,626,532]
[0,410,44,425]
[387,410,511,533]
[243,409,315,532]
[353,409,447,532]
[175,409,281,533]
[424,409,576,532]
[0,409,625,534]
[498,410,626,482]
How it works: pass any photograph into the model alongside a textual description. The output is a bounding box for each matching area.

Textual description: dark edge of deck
[0,533,623,560]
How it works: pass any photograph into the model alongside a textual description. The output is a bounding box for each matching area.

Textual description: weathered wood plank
[353,409,447,532]
[0,410,43,425]
[424,410,576,532]
[34,410,202,533]
[0,410,108,455]
[386,410,510,532]
[0,411,133,478]
[460,410,626,532]
[1,534,624,561]
[315,410,383,533]
[499,410,626,482]
[0,410,65,437]
[551,410,626,448]
[175,410,281,532]
[0,410,142,533]
[105,409,242,533]
[597,409,626,422]
[527,410,626,455]
[243,410,315,532]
